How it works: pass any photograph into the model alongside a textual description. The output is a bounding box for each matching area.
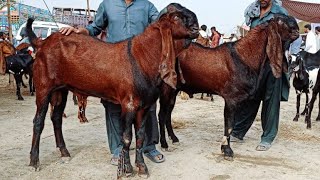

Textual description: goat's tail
[26,18,44,48]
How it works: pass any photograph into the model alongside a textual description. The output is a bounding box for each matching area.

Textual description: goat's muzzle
[290,30,300,41]
[189,26,199,39]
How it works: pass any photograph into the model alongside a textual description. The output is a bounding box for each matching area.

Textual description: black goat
[6,52,34,100]
[290,54,320,126]
[290,50,320,128]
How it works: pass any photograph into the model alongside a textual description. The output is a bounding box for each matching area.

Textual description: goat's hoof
[136,163,149,178]
[160,140,169,149]
[29,158,40,171]
[63,113,67,118]
[18,96,24,101]
[56,157,71,164]
[293,116,299,122]
[316,118,320,121]
[31,93,34,96]
[221,145,234,161]
[79,118,89,124]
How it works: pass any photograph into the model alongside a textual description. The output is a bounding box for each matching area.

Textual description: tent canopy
[282,0,320,23]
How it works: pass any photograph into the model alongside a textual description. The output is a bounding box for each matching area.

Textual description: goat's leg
[117,110,134,178]
[221,101,235,161]
[72,94,78,105]
[317,93,320,121]
[28,73,34,96]
[134,109,149,178]
[293,94,301,121]
[159,86,178,150]
[21,76,28,88]
[77,95,88,123]
[301,93,309,115]
[210,94,214,101]
[165,94,179,144]
[51,89,71,159]
[305,92,317,129]
[14,74,24,100]
[29,91,51,170]
[201,93,204,99]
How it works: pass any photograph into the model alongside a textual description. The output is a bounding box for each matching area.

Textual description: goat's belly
[307,68,319,89]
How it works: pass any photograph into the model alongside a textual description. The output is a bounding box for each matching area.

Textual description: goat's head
[266,14,299,78]
[288,53,305,79]
[156,3,199,89]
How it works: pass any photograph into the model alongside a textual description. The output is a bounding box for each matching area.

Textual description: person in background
[231,0,290,151]
[315,26,320,51]
[210,26,220,48]
[196,24,210,47]
[304,24,317,53]
[60,0,164,165]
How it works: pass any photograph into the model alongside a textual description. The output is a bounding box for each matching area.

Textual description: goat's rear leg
[293,94,301,121]
[221,101,235,161]
[316,93,320,121]
[305,92,317,129]
[29,92,51,170]
[14,74,24,100]
[51,90,71,160]
[77,95,88,123]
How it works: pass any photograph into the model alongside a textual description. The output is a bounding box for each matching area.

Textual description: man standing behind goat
[231,0,289,151]
[60,0,164,165]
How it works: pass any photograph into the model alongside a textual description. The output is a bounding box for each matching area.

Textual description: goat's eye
[174,16,180,21]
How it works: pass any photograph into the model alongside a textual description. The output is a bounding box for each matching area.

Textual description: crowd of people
[195,24,224,48]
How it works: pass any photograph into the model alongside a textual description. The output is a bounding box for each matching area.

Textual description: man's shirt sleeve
[148,2,159,23]
[86,2,108,36]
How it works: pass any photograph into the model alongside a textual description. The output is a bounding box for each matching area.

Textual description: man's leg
[260,74,282,146]
[142,103,165,163]
[232,98,261,140]
[102,100,123,165]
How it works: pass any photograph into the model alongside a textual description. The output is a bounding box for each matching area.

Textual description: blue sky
[21,0,320,34]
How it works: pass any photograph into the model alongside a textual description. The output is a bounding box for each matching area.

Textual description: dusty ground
[1,75,320,180]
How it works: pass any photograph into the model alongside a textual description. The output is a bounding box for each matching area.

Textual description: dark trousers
[102,101,159,154]
[232,63,282,144]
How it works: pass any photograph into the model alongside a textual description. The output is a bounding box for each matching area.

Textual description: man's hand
[59,27,89,36]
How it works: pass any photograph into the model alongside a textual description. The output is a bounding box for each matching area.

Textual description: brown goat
[26,3,199,178]
[158,15,299,160]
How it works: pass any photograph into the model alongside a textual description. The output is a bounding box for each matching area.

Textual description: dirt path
[1,75,320,180]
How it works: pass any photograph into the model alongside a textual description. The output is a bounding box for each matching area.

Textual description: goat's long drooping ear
[298,58,305,80]
[158,22,177,89]
[266,21,283,78]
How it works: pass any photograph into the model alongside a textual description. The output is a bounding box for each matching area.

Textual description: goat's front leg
[117,110,134,178]
[159,87,179,150]
[14,74,24,100]
[301,92,309,115]
[293,93,301,121]
[221,101,235,161]
[134,109,149,178]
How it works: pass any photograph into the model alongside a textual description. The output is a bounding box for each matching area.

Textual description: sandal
[110,147,122,166]
[144,149,165,163]
[256,142,272,151]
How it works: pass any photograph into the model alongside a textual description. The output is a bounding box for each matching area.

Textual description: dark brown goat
[158,15,299,160]
[26,3,199,178]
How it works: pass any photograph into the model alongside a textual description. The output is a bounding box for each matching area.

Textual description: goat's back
[33,33,135,102]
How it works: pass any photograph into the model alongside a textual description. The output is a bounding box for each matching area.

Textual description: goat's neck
[234,30,268,74]
[130,27,163,78]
